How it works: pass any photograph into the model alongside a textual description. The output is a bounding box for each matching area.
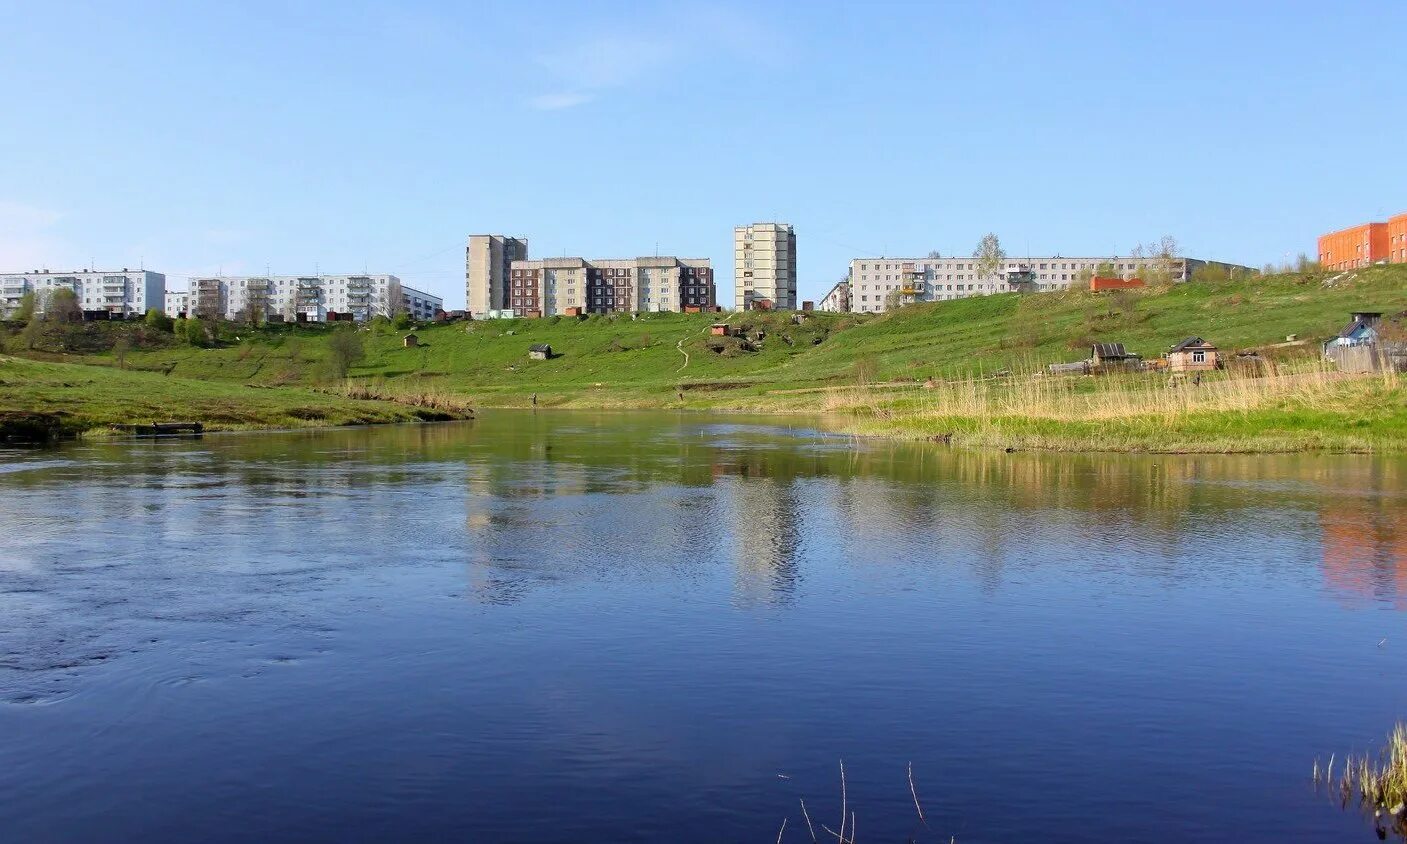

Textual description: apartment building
[185,274,441,322]
[734,223,797,310]
[0,269,165,318]
[165,289,189,317]
[818,281,850,313]
[1319,213,1407,269]
[466,234,529,318]
[507,257,714,317]
[848,255,1254,313]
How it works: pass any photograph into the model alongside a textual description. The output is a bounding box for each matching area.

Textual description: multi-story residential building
[184,275,441,322]
[0,269,165,318]
[734,223,797,310]
[164,289,189,317]
[1320,213,1407,269]
[848,255,1255,313]
[507,257,714,317]
[818,281,850,313]
[466,234,529,318]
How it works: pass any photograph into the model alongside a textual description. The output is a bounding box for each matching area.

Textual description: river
[1,412,1403,842]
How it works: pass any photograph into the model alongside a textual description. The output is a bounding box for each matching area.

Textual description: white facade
[164,289,189,317]
[0,269,165,318]
[848,255,1253,313]
[186,274,441,322]
[818,281,850,313]
[734,223,797,310]
[466,234,529,318]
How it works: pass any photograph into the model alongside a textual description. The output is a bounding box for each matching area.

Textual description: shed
[528,343,553,360]
[1167,337,1218,372]
[709,323,733,337]
[402,333,419,348]
[1090,342,1140,370]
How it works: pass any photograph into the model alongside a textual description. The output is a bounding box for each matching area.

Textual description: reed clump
[340,377,475,415]
[820,358,1406,452]
[1314,723,1407,837]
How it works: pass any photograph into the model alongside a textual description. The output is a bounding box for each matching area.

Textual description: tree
[1094,261,1118,277]
[145,308,173,332]
[326,327,365,378]
[183,316,207,347]
[974,233,1005,282]
[14,291,37,323]
[47,288,82,323]
[883,288,903,311]
[111,336,131,369]
[381,279,406,319]
[19,316,43,350]
[926,250,943,259]
[1070,268,1094,291]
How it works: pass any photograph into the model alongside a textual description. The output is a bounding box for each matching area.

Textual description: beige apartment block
[466,234,529,317]
[508,256,715,317]
[848,255,1255,313]
[734,223,797,310]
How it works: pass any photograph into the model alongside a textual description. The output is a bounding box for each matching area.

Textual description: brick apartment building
[507,256,714,317]
[1319,212,1407,270]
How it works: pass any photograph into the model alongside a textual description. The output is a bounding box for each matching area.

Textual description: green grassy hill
[3,264,1405,445]
[95,263,1407,406]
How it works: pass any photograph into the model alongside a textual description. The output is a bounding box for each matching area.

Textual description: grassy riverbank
[3,264,1405,449]
[0,356,446,440]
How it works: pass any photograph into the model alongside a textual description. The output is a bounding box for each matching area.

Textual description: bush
[326,328,365,378]
[392,313,414,331]
[145,308,173,332]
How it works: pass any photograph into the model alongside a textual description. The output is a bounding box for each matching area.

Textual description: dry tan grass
[340,377,475,414]
[820,358,1397,423]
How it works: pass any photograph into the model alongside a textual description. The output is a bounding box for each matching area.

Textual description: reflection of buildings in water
[1321,502,1407,610]
[718,470,802,606]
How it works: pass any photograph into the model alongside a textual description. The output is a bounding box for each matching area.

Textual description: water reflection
[1,413,1405,843]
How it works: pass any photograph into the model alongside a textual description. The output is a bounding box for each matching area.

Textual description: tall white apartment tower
[466,234,529,317]
[733,223,796,310]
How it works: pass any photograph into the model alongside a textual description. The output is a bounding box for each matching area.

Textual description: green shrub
[145,308,173,332]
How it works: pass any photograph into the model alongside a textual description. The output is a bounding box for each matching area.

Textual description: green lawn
[3,263,1405,449]
[0,356,440,438]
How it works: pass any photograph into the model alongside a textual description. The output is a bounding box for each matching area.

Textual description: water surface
[1,412,1404,842]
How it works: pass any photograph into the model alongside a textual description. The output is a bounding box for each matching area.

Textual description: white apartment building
[848,255,1255,313]
[734,223,797,310]
[818,281,850,313]
[164,289,189,317]
[508,256,715,317]
[466,234,529,318]
[185,274,441,322]
[0,269,165,318]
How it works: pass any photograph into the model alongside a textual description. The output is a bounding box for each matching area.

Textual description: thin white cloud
[525,4,788,109]
[529,92,595,111]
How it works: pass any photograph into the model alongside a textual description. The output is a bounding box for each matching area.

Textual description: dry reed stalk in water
[800,799,817,842]
[908,761,926,825]
[776,817,787,844]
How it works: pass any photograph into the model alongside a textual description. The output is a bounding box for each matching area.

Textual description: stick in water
[777,817,787,844]
[908,761,927,825]
[800,799,817,843]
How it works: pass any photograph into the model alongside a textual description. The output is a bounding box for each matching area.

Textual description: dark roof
[1338,314,1381,339]
[1092,342,1132,358]
[1169,336,1214,352]
[528,343,552,352]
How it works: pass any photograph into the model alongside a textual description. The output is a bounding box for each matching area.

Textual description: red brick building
[1318,215,1407,270]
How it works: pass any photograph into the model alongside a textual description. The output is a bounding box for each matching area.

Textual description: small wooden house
[528,343,552,360]
[1090,342,1140,371]
[402,333,419,348]
[709,323,733,337]
[1167,337,1218,372]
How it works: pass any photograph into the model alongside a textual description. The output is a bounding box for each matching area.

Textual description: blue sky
[2,0,1401,307]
